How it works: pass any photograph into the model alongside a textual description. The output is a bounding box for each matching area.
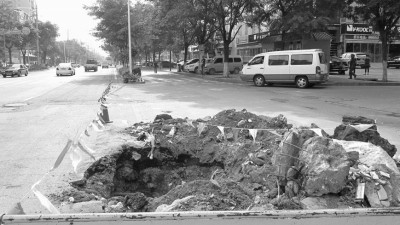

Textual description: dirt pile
[57,110,399,213]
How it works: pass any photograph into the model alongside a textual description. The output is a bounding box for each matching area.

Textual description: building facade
[234,17,400,63]
[10,0,36,23]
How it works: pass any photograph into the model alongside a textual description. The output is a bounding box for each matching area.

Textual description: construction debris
[53,111,400,213]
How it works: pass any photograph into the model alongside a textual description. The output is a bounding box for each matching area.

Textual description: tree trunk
[223,41,230,77]
[22,50,26,65]
[381,30,388,82]
[169,50,172,71]
[184,43,189,68]
[153,48,157,73]
[7,48,12,64]
[42,51,47,64]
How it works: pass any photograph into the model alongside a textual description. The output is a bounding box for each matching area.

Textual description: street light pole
[127,0,133,75]
[35,3,40,64]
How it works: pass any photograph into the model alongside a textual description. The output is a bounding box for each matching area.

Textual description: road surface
[0,67,399,214]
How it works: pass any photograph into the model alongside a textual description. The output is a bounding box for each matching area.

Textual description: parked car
[3,64,29,78]
[341,52,369,68]
[0,66,6,75]
[56,62,75,76]
[204,56,243,75]
[240,49,328,88]
[159,61,176,68]
[329,56,348,75]
[387,56,400,68]
[183,59,199,72]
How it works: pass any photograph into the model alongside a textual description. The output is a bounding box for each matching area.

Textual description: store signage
[341,24,373,34]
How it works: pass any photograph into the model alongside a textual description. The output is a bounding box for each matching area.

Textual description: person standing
[201,57,206,77]
[349,54,357,79]
[364,56,370,75]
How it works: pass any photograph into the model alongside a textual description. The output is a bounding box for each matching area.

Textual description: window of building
[291,54,313,65]
[268,55,289,65]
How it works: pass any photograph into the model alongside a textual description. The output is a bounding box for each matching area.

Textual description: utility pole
[35,2,40,64]
[63,41,66,63]
[128,0,133,75]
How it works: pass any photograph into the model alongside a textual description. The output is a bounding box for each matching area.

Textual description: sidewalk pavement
[154,63,400,86]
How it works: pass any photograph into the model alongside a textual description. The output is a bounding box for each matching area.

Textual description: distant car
[71,63,80,68]
[56,63,75,76]
[84,59,98,72]
[387,56,400,68]
[329,56,348,75]
[341,52,369,68]
[101,63,109,69]
[3,64,28,78]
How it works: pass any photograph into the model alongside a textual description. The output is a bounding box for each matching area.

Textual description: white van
[204,56,243,75]
[240,49,329,88]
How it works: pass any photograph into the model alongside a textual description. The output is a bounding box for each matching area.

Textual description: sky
[36,0,107,56]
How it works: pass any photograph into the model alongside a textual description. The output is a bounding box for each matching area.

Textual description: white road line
[24,96,34,101]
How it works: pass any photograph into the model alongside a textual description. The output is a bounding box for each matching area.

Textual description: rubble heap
[55,110,400,213]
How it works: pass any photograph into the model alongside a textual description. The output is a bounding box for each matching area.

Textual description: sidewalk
[157,63,400,86]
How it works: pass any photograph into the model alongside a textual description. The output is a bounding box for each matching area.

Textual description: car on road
[341,52,369,68]
[3,64,29,78]
[240,49,328,88]
[329,56,348,75]
[71,63,80,68]
[387,56,400,68]
[56,63,75,76]
[101,63,109,69]
[84,59,98,72]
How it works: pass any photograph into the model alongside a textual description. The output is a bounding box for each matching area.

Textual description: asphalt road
[0,67,399,214]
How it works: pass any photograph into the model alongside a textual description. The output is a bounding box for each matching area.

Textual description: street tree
[246,0,347,48]
[14,21,37,65]
[211,0,255,77]
[0,0,20,63]
[38,21,59,64]
[348,0,400,82]
[85,0,155,65]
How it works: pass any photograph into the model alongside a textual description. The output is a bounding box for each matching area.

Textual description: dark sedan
[3,64,29,78]
[329,56,348,75]
[387,56,400,68]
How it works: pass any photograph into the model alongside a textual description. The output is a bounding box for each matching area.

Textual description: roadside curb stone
[167,70,400,87]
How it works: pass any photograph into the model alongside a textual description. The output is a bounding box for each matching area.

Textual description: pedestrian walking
[349,54,357,79]
[364,56,370,75]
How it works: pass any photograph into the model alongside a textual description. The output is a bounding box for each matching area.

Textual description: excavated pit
[60,110,399,212]
[66,109,297,212]
[111,146,225,198]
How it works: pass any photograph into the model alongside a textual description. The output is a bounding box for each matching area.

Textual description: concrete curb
[167,70,400,87]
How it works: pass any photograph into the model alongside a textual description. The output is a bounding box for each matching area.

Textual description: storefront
[341,23,400,62]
